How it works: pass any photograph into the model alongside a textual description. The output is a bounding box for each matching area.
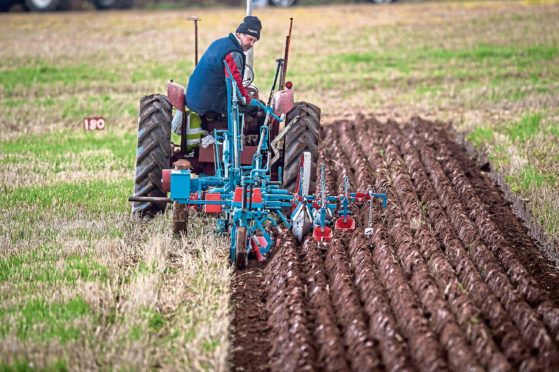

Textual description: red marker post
[83,117,105,131]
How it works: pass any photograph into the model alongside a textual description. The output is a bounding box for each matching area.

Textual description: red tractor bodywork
[167,81,295,179]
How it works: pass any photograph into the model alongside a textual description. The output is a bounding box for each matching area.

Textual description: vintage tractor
[128,15,386,268]
[130,16,319,219]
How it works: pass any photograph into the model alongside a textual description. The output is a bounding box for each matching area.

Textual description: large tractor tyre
[132,94,172,218]
[282,102,321,194]
[24,0,59,11]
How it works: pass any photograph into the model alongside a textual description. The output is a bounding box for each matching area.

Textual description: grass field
[1,1,558,370]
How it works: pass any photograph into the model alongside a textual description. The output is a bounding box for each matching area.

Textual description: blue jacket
[186,33,246,116]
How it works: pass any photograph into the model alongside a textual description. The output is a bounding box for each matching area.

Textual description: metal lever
[364,186,374,238]
[187,16,201,67]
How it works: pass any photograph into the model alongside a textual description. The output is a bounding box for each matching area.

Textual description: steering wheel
[243,65,255,88]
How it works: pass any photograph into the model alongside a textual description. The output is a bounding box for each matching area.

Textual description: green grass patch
[0,297,90,344]
[332,44,558,77]
[148,310,165,332]
[467,126,494,147]
[0,64,118,96]
[1,128,136,170]
[332,52,411,74]
[505,113,542,142]
[0,358,68,372]
[422,44,557,65]
[129,325,144,341]
[0,178,133,214]
[505,165,553,193]
[0,249,108,284]
[415,84,443,96]
[550,122,559,136]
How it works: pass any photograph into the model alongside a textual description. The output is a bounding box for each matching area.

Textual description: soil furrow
[347,233,416,372]
[328,124,448,370]
[353,121,484,372]
[325,236,382,371]
[414,119,546,305]
[406,123,559,368]
[435,125,559,344]
[369,212,448,371]
[381,123,513,371]
[230,116,559,372]
[388,122,540,369]
[414,120,559,345]
[231,263,272,371]
[300,238,350,371]
[265,234,317,372]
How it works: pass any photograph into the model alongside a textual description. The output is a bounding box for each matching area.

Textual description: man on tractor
[171,16,263,149]
[187,16,262,119]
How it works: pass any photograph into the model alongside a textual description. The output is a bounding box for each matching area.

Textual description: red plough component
[308,167,387,243]
[162,169,171,193]
[335,216,355,231]
[251,236,268,261]
[189,193,200,211]
[313,226,333,242]
[204,193,222,213]
[334,177,356,233]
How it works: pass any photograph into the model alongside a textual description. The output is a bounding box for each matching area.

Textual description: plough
[160,61,387,269]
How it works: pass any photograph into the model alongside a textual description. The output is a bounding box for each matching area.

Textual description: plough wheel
[132,94,172,218]
[235,226,248,270]
[282,102,321,194]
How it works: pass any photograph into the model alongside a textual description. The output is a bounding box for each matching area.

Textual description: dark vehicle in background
[1,0,393,14]
[269,0,394,7]
[0,0,133,11]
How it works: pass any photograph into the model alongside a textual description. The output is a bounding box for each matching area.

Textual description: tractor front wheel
[132,94,172,218]
[282,102,321,194]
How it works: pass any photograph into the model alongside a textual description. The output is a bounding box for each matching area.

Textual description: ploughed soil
[230,116,559,372]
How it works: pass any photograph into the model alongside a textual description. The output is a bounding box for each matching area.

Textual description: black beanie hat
[236,16,262,40]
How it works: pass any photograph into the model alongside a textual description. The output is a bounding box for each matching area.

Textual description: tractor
[128,11,386,268]
[129,15,321,263]
[130,64,320,218]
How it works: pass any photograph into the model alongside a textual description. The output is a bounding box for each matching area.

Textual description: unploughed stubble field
[0,0,558,370]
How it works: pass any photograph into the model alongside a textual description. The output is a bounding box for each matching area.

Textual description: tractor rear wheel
[282,102,321,194]
[132,94,172,218]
